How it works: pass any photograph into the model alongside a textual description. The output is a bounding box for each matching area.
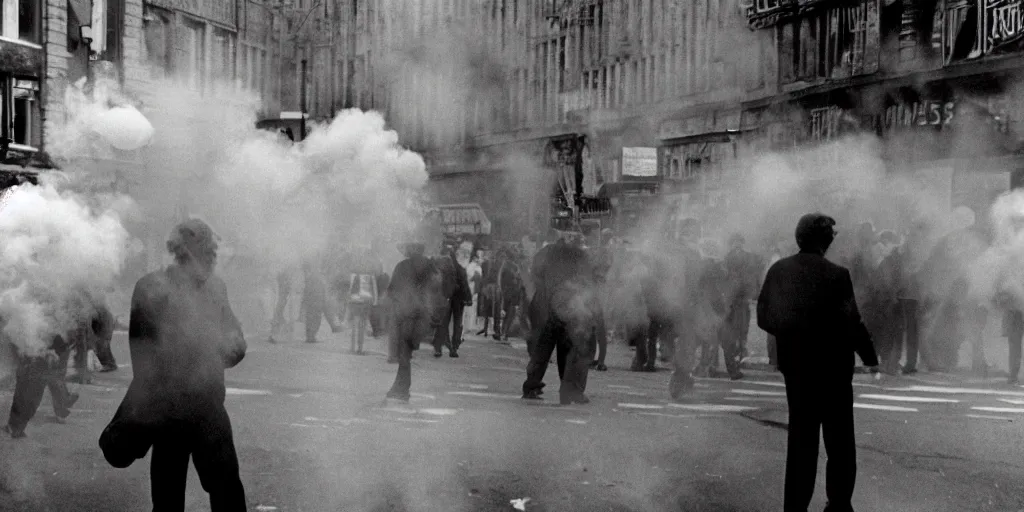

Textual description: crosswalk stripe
[854,403,918,412]
[226,388,272,396]
[667,403,757,412]
[966,414,1014,421]
[971,406,1024,414]
[617,403,664,410]
[447,391,521,400]
[740,380,786,388]
[731,389,786,397]
[857,394,959,404]
[885,385,1024,397]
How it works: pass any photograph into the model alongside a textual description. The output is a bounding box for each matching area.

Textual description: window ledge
[8,143,39,153]
[0,37,42,51]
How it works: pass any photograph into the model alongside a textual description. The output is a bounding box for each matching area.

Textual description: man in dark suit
[757,213,879,512]
[385,242,437,402]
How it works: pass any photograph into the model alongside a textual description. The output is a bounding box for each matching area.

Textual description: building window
[0,0,41,44]
[0,76,41,150]
[211,28,235,95]
[778,0,880,84]
[143,6,173,79]
[240,45,266,96]
[181,19,205,91]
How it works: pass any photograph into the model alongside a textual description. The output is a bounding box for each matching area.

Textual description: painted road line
[966,414,1014,421]
[608,390,649,397]
[419,408,460,416]
[999,398,1024,405]
[885,385,1024,398]
[410,393,436,400]
[447,391,521,400]
[638,412,717,420]
[853,403,918,412]
[666,403,757,413]
[607,385,633,389]
[857,394,959,404]
[303,417,371,425]
[617,403,665,410]
[740,380,787,388]
[565,419,588,425]
[226,388,272,396]
[725,396,786,404]
[731,389,787,397]
[457,384,490,390]
[971,406,1024,414]
[396,418,441,424]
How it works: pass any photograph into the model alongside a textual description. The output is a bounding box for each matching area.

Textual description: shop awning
[434,203,492,235]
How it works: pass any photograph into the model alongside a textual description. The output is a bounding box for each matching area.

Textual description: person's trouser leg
[594,314,607,366]
[95,333,116,368]
[192,405,248,512]
[501,298,516,339]
[388,321,414,399]
[7,357,48,433]
[432,299,453,354]
[560,325,595,403]
[783,373,822,512]
[721,332,742,378]
[631,324,649,371]
[669,318,694,399]
[767,333,779,368]
[1008,310,1023,382]
[304,301,323,342]
[151,427,191,512]
[902,299,919,371]
[971,306,989,372]
[523,318,558,395]
[271,277,290,337]
[821,381,856,512]
[450,301,465,352]
[526,296,543,360]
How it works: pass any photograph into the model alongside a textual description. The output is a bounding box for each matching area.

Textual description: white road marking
[410,393,436,400]
[638,412,715,419]
[853,403,918,412]
[608,390,648,397]
[458,384,489,390]
[858,394,959,404]
[287,394,303,398]
[226,388,272,396]
[617,403,665,410]
[999,398,1024,405]
[377,406,418,414]
[396,418,441,424]
[740,380,786,388]
[447,391,521,400]
[731,389,787,397]
[565,419,588,425]
[607,385,633,389]
[420,408,459,416]
[966,414,1014,421]
[667,403,757,412]
[287,423,311,428]
[971,406,1024,414]
[885,385,1024,398]
[725,396,786,403]
[303,417,371,425]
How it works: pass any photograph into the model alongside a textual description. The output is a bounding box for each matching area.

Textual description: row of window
[0,0,41,45]
[0,75,41,150]
[143,5,269,98]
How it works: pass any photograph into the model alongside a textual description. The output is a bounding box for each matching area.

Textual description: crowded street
[3,323,1023,512]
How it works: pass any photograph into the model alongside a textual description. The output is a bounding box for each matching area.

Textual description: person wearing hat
[119,218,248,511]
[757,213,878,512]
[385,241,438,402]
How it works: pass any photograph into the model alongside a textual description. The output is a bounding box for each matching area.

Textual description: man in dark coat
[3,331,78,438]
[432,247,471,357]
[127,218,248,511]
[386,242,437,402]
[522,235,599,404]
[70,293,119,383]
[665,219,704,399]
[723,234,763,361]
[757,213,879,512]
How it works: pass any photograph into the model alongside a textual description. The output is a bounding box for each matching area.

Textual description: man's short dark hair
[795,213,837,254]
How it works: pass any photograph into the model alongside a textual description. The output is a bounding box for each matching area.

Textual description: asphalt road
[2,322,1024,512]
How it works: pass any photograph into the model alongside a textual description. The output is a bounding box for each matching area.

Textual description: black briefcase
[98,381,155,469]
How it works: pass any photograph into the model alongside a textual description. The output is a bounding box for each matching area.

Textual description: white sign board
[622,147,657,177]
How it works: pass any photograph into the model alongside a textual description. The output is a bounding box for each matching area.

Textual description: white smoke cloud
[0,183,130,363]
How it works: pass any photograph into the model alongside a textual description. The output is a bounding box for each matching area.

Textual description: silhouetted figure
[4,332,77,438]
[126,219,248,512]
[386,242,437,402]
[522,236,599,405]
[757,213,878,512]
[301,260,340,343]
[432,248,471,357]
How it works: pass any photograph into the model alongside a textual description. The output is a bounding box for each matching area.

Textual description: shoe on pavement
[449,352,459,358]
[901,367,918,375]
[729,372,744,381]
[560,395,590,405]
[385,392,410,403]
[2,425,25,439]
[521,391,543,400]
[433,351,443,358]
[99,364,118,373]
[595,364,608,372]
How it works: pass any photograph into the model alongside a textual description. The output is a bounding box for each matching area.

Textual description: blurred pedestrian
[120,218,248,511]
[432,247,471,357]
[347,246,383,355]
[301,259,341,344]
[3,332,78,438]
[385,242,437,403]
[757,213,878,512]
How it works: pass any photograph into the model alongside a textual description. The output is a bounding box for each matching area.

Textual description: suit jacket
[757,251,878,377]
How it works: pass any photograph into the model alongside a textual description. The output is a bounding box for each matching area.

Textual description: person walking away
[609,249,652,372]
[268,269,294,343]
[432,247,471,357]
[348,247,383,355]
[496,253,525,342]
[723,234,760,365]
[693,240,738,379]
[590,235,615,371]
[521,236,599,404]
[69,291,119,383]
[370,271,390,338]
[301,259,341,344]
[386,242,437,402]
[465,254,482,333]
[865,231,903,374]
[757,213,879,512]
[4,330,78,438]
[125,218,248,511]
[762,239,787,371]
[668,219,705,399]
[894,223,929,375]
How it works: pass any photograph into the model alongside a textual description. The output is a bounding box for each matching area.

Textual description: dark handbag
[98,381,155,469]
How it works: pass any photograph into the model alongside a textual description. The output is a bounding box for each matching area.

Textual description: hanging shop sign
[744,0,856,29]
[804,98,958,142]
[435,203,492,236]
[621,147,658,177]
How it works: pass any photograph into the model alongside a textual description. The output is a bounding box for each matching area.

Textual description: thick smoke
[0,182,130,367]
[969,190,1024,307]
